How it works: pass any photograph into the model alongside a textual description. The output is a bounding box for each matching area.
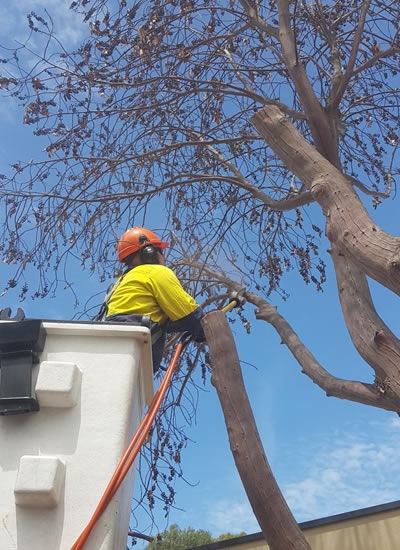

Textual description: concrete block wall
[0,321,153,550]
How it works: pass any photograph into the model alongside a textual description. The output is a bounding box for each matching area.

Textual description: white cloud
[207,499,259,536]
[0,3,88,127]
[283,418,400,522]
[0,2,86,48]
[174,417,400,539]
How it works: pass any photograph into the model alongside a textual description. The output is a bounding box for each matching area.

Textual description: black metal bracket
[0,309,46,416]
[0,307,26,322]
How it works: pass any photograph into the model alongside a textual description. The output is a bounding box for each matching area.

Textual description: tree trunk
[202,310,311,550]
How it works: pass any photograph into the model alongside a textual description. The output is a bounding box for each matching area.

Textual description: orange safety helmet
[117,227,169,262]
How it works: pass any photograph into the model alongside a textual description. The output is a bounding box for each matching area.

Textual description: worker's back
[107,264,199,323]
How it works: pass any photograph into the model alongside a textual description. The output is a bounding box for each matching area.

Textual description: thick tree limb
[222,47,306,120]
[202,310,311,550]
[191,263,399,412]
[251,106,400,296]
[331,248,400,405]
[277,0,339,165]
[248,291,400,413]
[238,0,279,38]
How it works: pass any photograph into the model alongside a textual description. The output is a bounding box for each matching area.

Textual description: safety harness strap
[93,268,132,322]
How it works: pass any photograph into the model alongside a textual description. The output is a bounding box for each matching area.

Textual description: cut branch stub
[202,310,311,550]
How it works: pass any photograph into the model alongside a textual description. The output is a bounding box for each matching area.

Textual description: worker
[96,227,205,372]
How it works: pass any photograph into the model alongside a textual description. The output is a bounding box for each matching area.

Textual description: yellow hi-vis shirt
[106,264,199,324]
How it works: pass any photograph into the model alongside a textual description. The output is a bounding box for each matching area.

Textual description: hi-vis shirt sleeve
[150,267,199,321]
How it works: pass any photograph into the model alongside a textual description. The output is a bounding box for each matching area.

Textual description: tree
[213,532,246,543]
[143,524,213,549]
[1,0,400,547]
[142,524,246,549]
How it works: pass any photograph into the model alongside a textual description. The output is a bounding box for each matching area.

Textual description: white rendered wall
[0,321,154,550]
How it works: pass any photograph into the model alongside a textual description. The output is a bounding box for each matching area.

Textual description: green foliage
[144,524,213,549]
[213,532,246,542]
[144,525,247,549]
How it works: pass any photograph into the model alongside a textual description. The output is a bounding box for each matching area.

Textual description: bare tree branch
[250,292,399,413]
[277,0,338,164]
[223,47,306,120]
[238,0,279,38]
[186,130,315,211]
[251,106,400,295]
[314,0,343,101]
[351,46,400,78]
[330,0,371,110]
[127,531,154,542]
[1,173,313,211]
[191,261,399,412]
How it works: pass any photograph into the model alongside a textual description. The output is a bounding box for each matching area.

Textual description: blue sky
[1,2,400,546]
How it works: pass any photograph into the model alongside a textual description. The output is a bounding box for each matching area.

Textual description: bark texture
[202,310,312,550]
[251,105,400,407]
[249,290,400,413]
[331,248,400,406]
[276,0,340,167]
[251,106,400,296]
[195,262,400,413]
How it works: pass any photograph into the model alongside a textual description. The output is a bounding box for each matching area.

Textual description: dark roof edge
[298,499,400,531]
[190,500,400,550]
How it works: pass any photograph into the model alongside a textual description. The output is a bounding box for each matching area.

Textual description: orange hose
[70,340,185,550]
